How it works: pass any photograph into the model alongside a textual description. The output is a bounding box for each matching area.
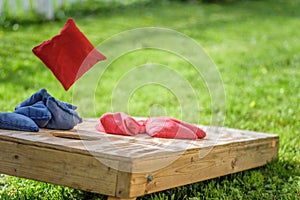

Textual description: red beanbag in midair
[32,18,106,90]
[96,112,206,140]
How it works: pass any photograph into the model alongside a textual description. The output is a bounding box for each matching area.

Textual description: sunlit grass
[0,0,299,199]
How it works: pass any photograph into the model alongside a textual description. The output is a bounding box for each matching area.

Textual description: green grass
[0,0,300,199]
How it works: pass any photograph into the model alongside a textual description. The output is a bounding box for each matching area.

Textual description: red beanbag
[96,112,206,140]
[32,18,106,90]
[96,112,144,136]
[144,117,206,139]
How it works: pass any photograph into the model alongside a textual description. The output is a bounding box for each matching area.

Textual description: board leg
[107,196,136,200]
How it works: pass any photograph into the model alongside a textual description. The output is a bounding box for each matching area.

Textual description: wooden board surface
[0,118,278,159]
[0,118,279,199]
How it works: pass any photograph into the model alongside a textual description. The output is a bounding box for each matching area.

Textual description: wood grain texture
[0,118,279,199]
[128,138,279,197]
[0,139,118,196]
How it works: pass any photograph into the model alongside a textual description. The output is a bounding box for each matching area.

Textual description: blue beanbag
[0,112,39,132]
[15,101,51,127]
[15,88,82,130]
[45,96,82,130]
[15,88,49,108]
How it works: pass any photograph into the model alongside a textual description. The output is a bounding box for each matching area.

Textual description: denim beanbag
[45,96,82,130]
[15,87,49,108]
[15,88,82,130]
[32,18,106,90]
[0,112,39,132]
[15,101,51,127]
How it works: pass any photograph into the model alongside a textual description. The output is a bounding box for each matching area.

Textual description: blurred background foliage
[0,0,242,26]
[0,0,299,199]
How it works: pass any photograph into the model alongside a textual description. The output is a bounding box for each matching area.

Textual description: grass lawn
[0,0,299,199]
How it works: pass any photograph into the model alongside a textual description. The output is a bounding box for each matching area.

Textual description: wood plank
[0,119,279,199]
[115,161,133,198]
[0,119,278,160]
[0,139,118,196]
[0,127,133,162]
[128,136,279,197]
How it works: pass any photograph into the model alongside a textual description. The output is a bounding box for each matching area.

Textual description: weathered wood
[0,118,279,199]
[128,137,278,197]
[0,139,118,196]
[115,161,133,198]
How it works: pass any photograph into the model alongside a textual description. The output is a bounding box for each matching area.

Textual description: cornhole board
[0,118,279,200]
